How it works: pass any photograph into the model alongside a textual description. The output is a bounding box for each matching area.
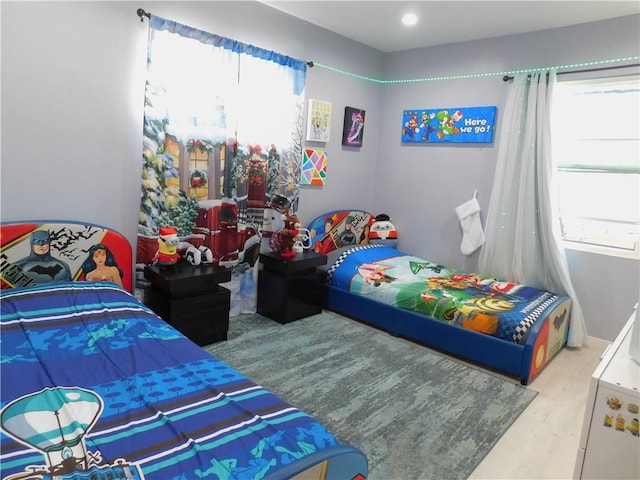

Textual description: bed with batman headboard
[307,210,572,385]
[0,220,367,480]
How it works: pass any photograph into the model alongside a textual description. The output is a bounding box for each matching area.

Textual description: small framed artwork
[306,99,332,142]
[342,107,366,147]
[301,149,328,186]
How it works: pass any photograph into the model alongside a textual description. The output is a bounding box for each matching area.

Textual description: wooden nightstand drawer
[144,261,231,345]
[147,287,230,346]
[144,262,231,298]
[257,251,327,324]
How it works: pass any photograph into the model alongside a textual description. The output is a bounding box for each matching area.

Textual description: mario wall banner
[401,106,497,143]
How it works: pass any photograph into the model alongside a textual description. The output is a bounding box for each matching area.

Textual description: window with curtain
[138,16,306,241]
[552,74,640,259]
[137,16,307,314]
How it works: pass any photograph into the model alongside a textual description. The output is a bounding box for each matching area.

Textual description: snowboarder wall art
[342,107,366,147]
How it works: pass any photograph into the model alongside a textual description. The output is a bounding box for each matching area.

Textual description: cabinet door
[580,385,640,479]
[579,314,640,480]
[257,270,323,323]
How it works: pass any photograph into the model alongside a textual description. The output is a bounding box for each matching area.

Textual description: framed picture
[342,107,366,147]
[401,106,497,143]
[301,149,328,186]
[306,99,332,142]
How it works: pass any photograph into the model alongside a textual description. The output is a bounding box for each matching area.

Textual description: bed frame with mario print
[307,209,571,385]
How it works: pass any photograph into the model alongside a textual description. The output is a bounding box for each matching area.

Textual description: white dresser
[573,310,640,479]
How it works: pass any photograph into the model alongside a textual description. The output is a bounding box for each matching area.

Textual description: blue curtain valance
[150,15,307,74]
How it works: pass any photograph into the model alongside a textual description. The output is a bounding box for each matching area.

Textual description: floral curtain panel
[138,16,306,313]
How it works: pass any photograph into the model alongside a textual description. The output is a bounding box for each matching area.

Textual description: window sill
[562,240,640,260]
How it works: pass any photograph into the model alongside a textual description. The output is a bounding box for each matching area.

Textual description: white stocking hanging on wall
[455,191,485,255]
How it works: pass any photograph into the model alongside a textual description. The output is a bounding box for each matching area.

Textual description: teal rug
[204,311,537,480]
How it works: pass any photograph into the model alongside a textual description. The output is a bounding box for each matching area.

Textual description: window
[552,73,640,259]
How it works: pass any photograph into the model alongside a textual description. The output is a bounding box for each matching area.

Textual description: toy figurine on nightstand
[154,226,180,267]
[278,210,301,258]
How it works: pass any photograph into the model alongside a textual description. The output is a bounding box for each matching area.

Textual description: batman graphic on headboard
[13,230,72,283]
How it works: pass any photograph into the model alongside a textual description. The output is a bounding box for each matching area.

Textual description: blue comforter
[0,282,359,480]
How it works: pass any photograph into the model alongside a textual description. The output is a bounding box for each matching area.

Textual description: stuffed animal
[181,243,214,266]
[369,214,398,247]
[278,210,301,258]
[154,228,215,267]
[154,227,181,267]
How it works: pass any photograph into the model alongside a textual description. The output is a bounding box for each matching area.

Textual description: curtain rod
[136,8,150,22]
[135,8,315,67]
[502,63,640,82]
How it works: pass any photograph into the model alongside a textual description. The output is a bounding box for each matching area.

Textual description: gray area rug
[204,311,537,480]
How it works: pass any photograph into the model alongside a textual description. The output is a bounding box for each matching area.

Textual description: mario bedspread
[327,245,564,344]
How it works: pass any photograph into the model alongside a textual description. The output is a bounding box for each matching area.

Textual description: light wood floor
[469,335,610,480]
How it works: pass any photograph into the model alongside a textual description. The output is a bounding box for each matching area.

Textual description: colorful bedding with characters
[307,210,571,384]
[328,244,565,344]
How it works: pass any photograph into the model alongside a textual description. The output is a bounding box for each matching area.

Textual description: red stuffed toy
[278,210,300,258]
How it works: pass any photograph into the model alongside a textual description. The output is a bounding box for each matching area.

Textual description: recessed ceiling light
[401,12,418,27]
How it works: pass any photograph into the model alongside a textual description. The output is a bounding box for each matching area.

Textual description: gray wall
[1,1,638,340]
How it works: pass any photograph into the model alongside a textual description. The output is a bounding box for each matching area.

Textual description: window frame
[552,68,640,260]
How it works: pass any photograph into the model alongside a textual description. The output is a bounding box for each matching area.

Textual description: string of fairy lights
[134,10,637,85]
[310,56,640,84]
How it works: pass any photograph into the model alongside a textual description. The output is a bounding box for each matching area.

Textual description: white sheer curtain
[479,71,587,347]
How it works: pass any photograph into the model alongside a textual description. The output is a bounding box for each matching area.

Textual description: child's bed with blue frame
[0,220,367,480]
[307,210,572,385]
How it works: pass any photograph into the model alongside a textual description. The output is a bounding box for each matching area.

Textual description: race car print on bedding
[327,245,563,344]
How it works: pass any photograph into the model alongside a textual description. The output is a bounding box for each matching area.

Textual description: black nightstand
[257,251,327,324]
[144,261,231,346]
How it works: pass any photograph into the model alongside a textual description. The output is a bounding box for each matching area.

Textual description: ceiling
[260,1,640,53]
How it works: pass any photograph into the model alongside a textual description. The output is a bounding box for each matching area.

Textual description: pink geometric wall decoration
[301,149,328,186]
